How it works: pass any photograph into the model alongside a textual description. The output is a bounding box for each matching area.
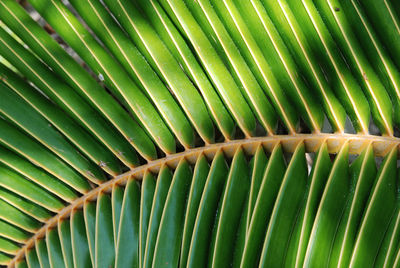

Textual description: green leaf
[135,0,236,139]
[185,0,278,135]
[186,151,228,268]
[330,143,376,268]
[285,0,371,133]
[153,160,192,267]
[139,172,156,268]
[0,237,20,255]
[69,0,200,148]
[235,0,324,132]
[304,142,350,267]
[375,206,400,268]
[264,0,347,132]
[295,143,332,268]
[0,62,121,175]
[57,219,73,268]
[28,0,175,155]
[0,220,29,244]
[246,145,268,230]
[0,165,63,212]
[95,193,114,268]
[35,239,50,268]
[45,228,66,268]
[26,247,40,268]
[180,155,209,268]
[0,118,90,194]
[240,144,286,267]
[111,185,124,248]
[143,166,172,268]
[0,198,41,232]
[0,0,151,164]
[350,147,398,267]
[115,180,140,268]
[314,0,393,135]
[158,0,258,136]
[0,82,106,183]
[83,202,96,267]
[259,143,308,267]
[0,147,77,203]
[71,209,92,268]
[211,148,250,267]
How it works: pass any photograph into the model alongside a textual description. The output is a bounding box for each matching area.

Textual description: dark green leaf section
[11,142,400,267]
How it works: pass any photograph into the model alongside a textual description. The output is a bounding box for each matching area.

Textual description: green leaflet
[83,202,96,267]
[69,0,199,148]
[375,206,400,268]
[314,0,393,135]
[139,172,156,268]
[342,0,400,128]
[0,237,19,255]
[295,143,331,268]
[359,0,400,73]
[0,198,41,232]
[115,180,140,268]
[0,147,77,203]
[0,0,150,165]
[0,188,52,222]
[16,260,28,268]
[0,62,121,176]
[26,248,40,268]
[0,253,12,266]
[288,0,370,133]
[304,142,350,267]
[187,151,228,268]
[111,185,124,249]
[158,0,258,136]
[0,80,103,184]
[153,160,192,267]
[240,144,286,267]
[0,220,29,244]
[71,209,92,268]
[35,239,50,268]
[210,148,250,267]
[45,228,66,268]
[28,0,174,155]
[0,118,90,194]
[236,0,324,132]
[185,0,278,135]
[100,0,215,145]
[209,0,299,134]
[143,166,172,268]
[0,165,63,212]
[95,193,114,268]
[180,155,209,268]
[246,145,268,230]
[350,147,398,267]
[57,219,73,268]
[232,192,249,268]
[330,144,376,268]
[135,0,236,139]
[259,143,308,267]
[264,0,346,132]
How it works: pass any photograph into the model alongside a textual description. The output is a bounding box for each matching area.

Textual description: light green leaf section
[158,0,258,136]
[28,0,174,155]
[135,0,236,139]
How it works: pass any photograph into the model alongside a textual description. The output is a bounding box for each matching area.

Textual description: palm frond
[0,0,398,267]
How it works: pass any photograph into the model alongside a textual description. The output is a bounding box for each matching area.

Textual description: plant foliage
[0,0,399,267]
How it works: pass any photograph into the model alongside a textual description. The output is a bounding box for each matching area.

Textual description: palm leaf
[0,0,398,267]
